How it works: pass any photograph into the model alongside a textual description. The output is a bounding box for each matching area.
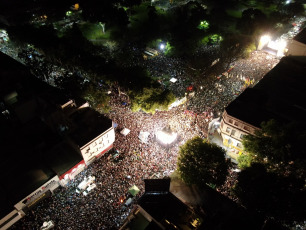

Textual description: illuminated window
[226,127,231,133]
[240,134,245,139]
[237,142,243,148]
[231,129,236,136]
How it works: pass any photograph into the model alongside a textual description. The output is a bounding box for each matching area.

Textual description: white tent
[128,185,140,196]
[170,77,177,83]
[139,131,150,143]
[120,128,130,136]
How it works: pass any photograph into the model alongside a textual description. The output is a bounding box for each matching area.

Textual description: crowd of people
[11,49,279,229]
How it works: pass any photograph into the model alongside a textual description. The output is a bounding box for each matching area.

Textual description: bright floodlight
[160,43,165,50]
[258,35,272,50]
[156,127,177,145]
[260,35,271,45]
[277,39,287,49]
[267,39,287,50]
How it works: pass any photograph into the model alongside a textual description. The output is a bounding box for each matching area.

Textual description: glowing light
[66,11,72,16]
[260,35,271,45]
[160,43,165,50]
[156,128,177,145]
[74,3,79,10]
[198,20,209,30]
[267,39,287,56]
[277,40,287,49]
[258,35,272,50]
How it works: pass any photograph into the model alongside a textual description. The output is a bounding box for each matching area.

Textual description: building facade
[220,111,259,160]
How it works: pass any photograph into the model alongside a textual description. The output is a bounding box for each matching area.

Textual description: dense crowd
[11,49,279,229]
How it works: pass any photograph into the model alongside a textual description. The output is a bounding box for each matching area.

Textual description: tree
[236,8,269,35]
[237,154,252,169]
[130,87,175,114]
[243,120,306,165]
[177,136,229,187]
[237,119,306,223]
[233,163,305,222]
[82,83,110,113]
[220,34,254,69]
[283,2,305,17]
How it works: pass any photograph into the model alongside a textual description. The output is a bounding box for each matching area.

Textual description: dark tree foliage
[6,24,59,50]
[243,120,306,165]
[200,0,239,9]
[54,72,84,96]
[236,8,269,35]
[80,0,113,23]
[111,66,153,92]
[166,1,208,56]
[80,0,129,29]
[115,0,142,8]
[234,163,305,222]
[242,119,306,185]
[121,4,165,45]
[238,120,306,223]
[82,83,110,113]
[31,0,73,22]
[219,33,254,68]
[0,0,73,25]
[130,87,175,114]
[177,136,229,187]
[283,2,305,17]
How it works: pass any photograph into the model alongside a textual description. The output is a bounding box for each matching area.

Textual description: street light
[159,43,165,50]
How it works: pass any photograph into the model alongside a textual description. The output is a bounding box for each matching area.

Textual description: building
[220,56,306,160]
[286,28,306,56]
[120,179,202,230]
[0,52,115,229]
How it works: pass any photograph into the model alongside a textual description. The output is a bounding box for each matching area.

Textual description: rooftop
[225,56,306,128]
[293,28,306,44]
[68,107,113,147]
[0,52,83,219]
[123,179,199,230]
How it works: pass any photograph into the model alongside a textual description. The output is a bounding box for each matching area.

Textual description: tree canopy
[82,83,110,113]
[177,136,229,187]
[130,87,175,114]
[242,119,306,173]
[233,163,305,222]
[236,119,306,223]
